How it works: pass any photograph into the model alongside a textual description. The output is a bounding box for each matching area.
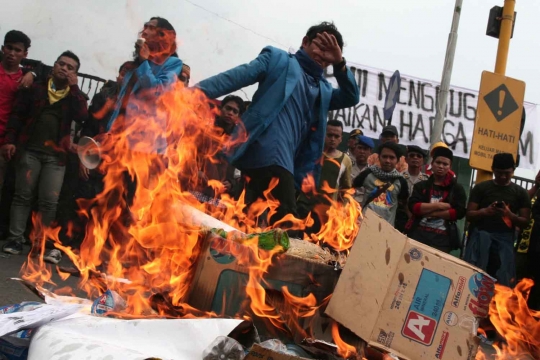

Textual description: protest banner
[326,63,538,170]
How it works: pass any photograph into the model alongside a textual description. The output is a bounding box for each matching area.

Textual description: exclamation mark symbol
[498,90,505,116]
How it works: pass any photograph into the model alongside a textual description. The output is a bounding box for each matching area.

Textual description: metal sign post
[473,0,521,184]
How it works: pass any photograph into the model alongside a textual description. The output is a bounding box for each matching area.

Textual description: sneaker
[43,249,62,264]
[3,240,23,255]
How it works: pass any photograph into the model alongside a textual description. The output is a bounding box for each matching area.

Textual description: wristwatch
[333,57,346,72]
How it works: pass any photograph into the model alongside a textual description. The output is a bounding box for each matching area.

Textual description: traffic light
[486,6,517,39]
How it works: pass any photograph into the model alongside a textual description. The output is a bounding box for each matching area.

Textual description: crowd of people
[0,17,539,311]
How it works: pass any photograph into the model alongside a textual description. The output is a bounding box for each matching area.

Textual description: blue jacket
[197,46,359,188]
[107,57,183,131]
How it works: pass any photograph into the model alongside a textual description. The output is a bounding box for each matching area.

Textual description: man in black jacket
[406,147,466,253]
[2,51,88,259]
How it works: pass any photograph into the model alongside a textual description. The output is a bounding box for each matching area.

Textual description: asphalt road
[0,246,41,306]
[0,240,81,306]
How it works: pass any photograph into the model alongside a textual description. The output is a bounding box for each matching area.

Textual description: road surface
[0,240,80,305]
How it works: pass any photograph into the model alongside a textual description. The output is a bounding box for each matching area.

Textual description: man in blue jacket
[197,22,359,226]
[89,17,182,236]
[104,17,183,153]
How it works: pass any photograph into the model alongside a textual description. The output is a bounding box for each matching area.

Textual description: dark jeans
[56,153,105,250]
[464,228,515,287]
[7,150,66,244]
[242,165,297,227]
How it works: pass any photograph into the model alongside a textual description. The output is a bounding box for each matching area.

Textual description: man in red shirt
[0,30,33,206]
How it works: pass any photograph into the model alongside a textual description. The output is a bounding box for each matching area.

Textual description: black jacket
[406,175,467,234]
[81,81,119,138]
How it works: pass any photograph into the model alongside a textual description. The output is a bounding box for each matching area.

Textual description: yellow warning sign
[470,71,526,171]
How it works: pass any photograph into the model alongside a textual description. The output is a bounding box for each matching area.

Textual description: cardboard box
[326,210,495,360]
[185,233,339,341]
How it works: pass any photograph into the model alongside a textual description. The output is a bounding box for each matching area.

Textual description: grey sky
[2,0,538,103]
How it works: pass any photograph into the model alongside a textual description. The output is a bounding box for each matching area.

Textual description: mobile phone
[495,201,505,208]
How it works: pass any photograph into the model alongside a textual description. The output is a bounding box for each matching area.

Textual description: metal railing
[512,175,535,190]
[20,58,108,99]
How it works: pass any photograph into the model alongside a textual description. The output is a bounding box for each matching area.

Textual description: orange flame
[332,321,358,359]
[476,278,540,360]
[19,77,361,338]
[19,70,540,358]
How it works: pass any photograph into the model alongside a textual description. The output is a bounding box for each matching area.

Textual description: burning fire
[19,68,540,360]
[20,80,360,333]
[476,279,540,360]
[332,321,358,359]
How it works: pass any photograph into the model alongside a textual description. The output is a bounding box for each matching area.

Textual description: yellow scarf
[48,78,70,104]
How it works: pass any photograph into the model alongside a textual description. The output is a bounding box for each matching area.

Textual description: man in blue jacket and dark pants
[101,17,183,207]
[197,22,359,226]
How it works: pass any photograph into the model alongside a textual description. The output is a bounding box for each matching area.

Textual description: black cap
[432,147,453,162]
[492,153,515,169]
[377,142,403,159]
[381,125,398,137]
[407,145,427,158]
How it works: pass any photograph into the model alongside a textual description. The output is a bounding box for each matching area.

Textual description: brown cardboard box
[326,210,495,360]
[185,233,339,341]
[244,344,310,360]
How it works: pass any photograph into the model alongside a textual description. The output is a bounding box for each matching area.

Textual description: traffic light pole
[475,0,516,184]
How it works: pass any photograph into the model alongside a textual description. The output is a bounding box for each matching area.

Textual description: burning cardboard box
[326,209,495,360]
[185,231,340,342]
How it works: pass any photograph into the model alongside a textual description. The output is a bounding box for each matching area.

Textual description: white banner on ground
[326,62,539,170]
[28,316,244,360]
[0,303,83,337]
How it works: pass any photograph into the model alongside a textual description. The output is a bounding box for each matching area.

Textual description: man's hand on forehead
[311,32,342,65]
